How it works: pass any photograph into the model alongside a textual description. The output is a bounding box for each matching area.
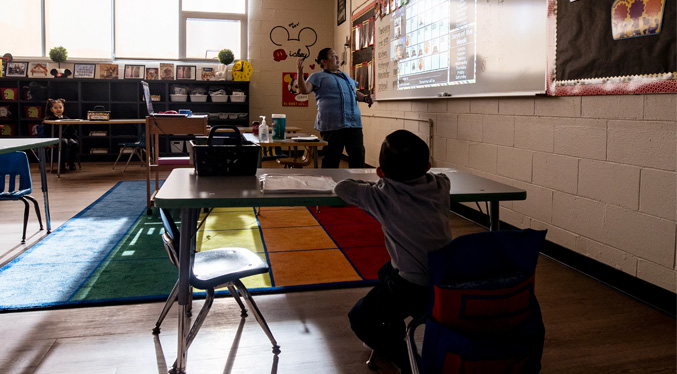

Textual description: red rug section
[311,206,390,280]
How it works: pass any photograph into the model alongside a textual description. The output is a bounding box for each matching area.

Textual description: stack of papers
[260,174,336,193]
[290,136,319,142]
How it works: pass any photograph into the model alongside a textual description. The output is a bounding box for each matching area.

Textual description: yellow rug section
[197,207,361,289]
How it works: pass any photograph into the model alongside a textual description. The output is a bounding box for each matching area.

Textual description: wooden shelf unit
[0,77,249,160]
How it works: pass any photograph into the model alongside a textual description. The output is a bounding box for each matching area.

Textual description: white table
[153,167,527,373]
[0,138,59,234]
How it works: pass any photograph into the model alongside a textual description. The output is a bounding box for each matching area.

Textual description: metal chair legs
[153,280,279,354]
[19,195,43,243]
[233,279,280,354]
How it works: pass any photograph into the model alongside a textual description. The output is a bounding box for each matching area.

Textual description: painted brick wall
[360,94,676,292]
[248,0,335,133]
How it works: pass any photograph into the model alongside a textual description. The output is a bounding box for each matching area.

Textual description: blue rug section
[0,181,147,310]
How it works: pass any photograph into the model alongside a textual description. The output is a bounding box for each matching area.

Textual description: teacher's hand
[297,57,305,73]
[365,93,374,108]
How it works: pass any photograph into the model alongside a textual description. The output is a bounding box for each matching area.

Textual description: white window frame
[179,4,248,61]
[3,0,248,62]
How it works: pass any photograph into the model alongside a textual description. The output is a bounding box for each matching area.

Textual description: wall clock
[232,60,252,81]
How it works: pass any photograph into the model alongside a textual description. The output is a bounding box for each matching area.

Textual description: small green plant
[49,46,68,66]
[218,49,234,65]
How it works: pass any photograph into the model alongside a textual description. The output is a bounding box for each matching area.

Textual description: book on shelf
[89,130,108,136]
[89,148,108,154]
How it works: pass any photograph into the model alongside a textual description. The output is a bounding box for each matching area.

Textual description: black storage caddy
[190,125,260,176]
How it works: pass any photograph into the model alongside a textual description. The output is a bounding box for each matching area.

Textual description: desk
[153,167,526,373]
[0,138,59,234]
[146,115,208,214]
[43,119,146,177]
[243,133,328,168]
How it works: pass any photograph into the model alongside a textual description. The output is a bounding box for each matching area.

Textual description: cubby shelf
[0,77,249,160]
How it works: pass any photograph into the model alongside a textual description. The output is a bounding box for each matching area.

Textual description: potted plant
[216,48,234,80]
[49,46,71,78]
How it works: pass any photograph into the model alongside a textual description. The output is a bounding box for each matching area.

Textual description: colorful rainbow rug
[0,181,387,311]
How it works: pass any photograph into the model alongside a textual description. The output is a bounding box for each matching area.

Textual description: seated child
[43,98,79,171]
[333,129,453,373]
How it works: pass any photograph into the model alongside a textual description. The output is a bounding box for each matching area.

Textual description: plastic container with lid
[271,114,286,140]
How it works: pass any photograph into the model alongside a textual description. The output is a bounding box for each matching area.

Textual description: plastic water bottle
[258,116,270,143]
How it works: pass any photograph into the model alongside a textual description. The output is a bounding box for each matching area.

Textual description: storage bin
[230,94,247,102]
[210,94,228,102]
[190,94,207,102]
[170,94,188,102]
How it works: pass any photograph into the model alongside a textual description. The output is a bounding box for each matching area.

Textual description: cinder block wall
[360,94,677,292]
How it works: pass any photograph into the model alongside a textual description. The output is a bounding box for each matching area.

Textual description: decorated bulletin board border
[351,2,376,96]
[547,0,676,96]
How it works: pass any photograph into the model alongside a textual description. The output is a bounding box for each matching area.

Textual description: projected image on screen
[373,0,545,100]
[391,0,475,90]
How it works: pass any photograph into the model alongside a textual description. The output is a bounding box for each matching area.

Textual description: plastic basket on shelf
[210,94,228,102]
[229,94,247,102]
[190,125,260,176]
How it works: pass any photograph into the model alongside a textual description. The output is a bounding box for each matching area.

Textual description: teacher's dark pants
[348,262,429,373]
[320,128,365,168]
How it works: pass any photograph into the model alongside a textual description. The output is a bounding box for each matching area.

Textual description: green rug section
[72,214,177,302]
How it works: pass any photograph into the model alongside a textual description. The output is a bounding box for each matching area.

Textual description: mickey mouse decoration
[50,68,72,78]
[270,25,317,62]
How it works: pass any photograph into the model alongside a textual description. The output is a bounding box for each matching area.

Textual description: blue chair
[152,208,280,370]
[0,151,43,243]
[112,128,146,171]
[406,229,547,374]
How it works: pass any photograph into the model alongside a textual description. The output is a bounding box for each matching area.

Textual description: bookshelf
[0,78,249,160]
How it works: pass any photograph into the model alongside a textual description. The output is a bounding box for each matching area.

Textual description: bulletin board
[548,0,677,95]
[351,3,375,97]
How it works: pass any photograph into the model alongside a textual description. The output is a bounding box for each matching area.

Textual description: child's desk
[43,119,146,177]
[154,167,527,373]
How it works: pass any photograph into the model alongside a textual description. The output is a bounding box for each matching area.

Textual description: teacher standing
[297,48,373,168]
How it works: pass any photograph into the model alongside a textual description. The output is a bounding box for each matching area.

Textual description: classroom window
[1,0,42,57]
[45,0,112,59]
[182,0,246,14]
[0,0,247,61]
[115,0,179,59]
[186,19,242,60]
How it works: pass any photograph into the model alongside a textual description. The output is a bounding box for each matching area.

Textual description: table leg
[175,207,199,374]
[313,146,318,168]
[57,124,63,178]
[37,146,52,233]
[489,201,500,231]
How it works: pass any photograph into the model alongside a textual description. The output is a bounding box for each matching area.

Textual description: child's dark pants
[348,262,429,373]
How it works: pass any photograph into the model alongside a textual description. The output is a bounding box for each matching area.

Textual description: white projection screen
[373,0,547,100]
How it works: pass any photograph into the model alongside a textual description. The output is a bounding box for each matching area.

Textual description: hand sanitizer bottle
[258,116,270,143]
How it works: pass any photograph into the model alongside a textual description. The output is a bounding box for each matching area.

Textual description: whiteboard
[374,0,547,100]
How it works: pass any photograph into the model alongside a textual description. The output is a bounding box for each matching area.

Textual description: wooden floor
[0,162,674,374]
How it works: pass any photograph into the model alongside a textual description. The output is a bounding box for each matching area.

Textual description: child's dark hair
[379,130,430,182]
[45,98,66,114]
[315,48,332,67]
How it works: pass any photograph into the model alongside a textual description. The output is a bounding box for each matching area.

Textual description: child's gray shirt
[334,172,452,286]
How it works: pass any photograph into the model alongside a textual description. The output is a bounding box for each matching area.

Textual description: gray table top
[0,138,59,154]
[154,168,526,209]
